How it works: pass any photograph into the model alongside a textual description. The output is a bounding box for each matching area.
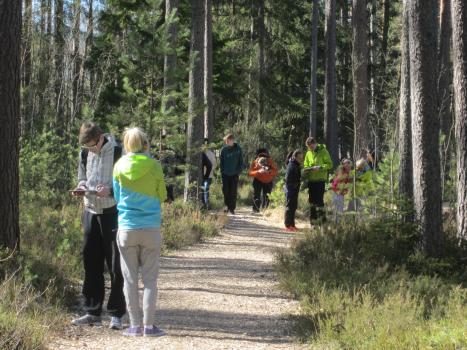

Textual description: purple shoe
[123,326,143,337]
[144,326,166,337]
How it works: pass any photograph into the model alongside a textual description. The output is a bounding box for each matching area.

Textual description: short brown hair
[305,137,316,145]
[223,133,234,142]
[79,122,102,145]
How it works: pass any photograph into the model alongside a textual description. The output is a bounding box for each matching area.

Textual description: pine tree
[451,0,467,242]
[409,0,443,256]
[0,0,21,250]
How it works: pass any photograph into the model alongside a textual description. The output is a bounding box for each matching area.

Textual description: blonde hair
[356,158,367,170]
[123,127,149,153]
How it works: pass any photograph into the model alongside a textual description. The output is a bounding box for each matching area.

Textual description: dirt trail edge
[49,208,306,350]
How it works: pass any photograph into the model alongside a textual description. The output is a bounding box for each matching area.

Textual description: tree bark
[369,0,376,117]
[245,0,255,125]
[0,0,21,250]
[257,0,265,123]
[22,0,32,88]
[204,0,213,141]
[54,0,65,133]
[21,0,32,138]
[398,0,413,202]
[324,0,338,166]
[163,0,179,115]
[409,0,443,256]
[438,0,453,139]
[380,0,390,71]
[309,0,318,137]
[184,0,205,203]
[352,0,369,159]
[451,0,467,242]
[72,0,82,121]
[85,0,94,92]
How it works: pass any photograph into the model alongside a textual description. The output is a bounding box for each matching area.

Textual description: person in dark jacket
[220,134,243,214]
[284,149,304,232]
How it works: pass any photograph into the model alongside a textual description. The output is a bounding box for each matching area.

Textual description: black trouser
[222,174,239,211]
[308,181,326,224]
[252,179,273,212]
[285,190,299,227]
[82,207,126,317]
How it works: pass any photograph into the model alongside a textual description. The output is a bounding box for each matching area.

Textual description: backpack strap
[80,148,89,171]
[113,144,122,164]
[81,144,122,173]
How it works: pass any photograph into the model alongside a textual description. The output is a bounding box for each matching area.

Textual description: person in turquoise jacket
[219,133,243,214]
[303,137,333,224]
[113,127,167,337]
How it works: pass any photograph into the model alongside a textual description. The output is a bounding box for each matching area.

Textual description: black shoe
[229,210,235,215]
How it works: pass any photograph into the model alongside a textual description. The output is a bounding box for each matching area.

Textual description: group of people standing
[69,123,374,338]
[284,137,375,232]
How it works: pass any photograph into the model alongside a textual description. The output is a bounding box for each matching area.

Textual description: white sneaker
[71,314,102,327]
[109,316,123,330]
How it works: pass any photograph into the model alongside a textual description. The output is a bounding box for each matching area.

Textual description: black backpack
[80,140,123,172]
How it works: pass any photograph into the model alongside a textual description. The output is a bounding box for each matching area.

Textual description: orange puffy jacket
[248,157,278,184]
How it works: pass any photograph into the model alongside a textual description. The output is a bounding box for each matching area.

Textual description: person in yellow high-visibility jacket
[303,137,333,224]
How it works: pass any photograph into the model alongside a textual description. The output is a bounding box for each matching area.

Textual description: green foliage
[20,132,78,203]
[276,210,467,348]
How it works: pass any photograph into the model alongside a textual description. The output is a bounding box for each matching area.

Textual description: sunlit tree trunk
[309,0,318,137]
[409,0,443,256]
[451,0,467,242]
[352,0,369,158]
[184,0,205,203]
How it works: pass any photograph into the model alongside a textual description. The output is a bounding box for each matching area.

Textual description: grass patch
[162,199,223,251]
[277,214,467,349]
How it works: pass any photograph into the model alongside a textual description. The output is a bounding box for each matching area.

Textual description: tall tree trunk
[204,0,213,140]
[21,0,32,137]
[309,0,318,137]
[163,0,179,115]
[380,0,390,71]
[22,0,32,87]
[339,0,352,157]
[398,0,413,202]
[438,0,453,137]
[257,0,265,123]
[245,0,255,125]
[324,0,338,166]
[0,0,21,250]
[85,0,94,92]
[451,0,467,242]
[72,0,82,122]
[184,0,205,203]
[409,0,443,256]
[352,0,369,159]
[54,0,65,133]
[369,0,377,118]
[438,0,453,200]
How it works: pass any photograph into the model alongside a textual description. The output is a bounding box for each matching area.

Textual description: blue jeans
[202,178,212,206]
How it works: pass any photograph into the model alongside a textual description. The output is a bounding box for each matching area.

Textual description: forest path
[49,208,306,350]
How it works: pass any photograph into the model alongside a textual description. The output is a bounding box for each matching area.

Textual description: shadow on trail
[157,308,292,344]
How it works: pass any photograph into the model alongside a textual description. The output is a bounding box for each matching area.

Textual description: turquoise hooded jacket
[113,154,167,230]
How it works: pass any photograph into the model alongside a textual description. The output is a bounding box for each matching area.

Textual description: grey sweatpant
[117,228,162,327]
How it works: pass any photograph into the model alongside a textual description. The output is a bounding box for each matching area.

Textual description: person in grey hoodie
[219,134,243,214]
[70,122,126,330]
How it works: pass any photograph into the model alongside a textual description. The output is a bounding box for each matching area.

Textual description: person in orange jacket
[248,148,278,213]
